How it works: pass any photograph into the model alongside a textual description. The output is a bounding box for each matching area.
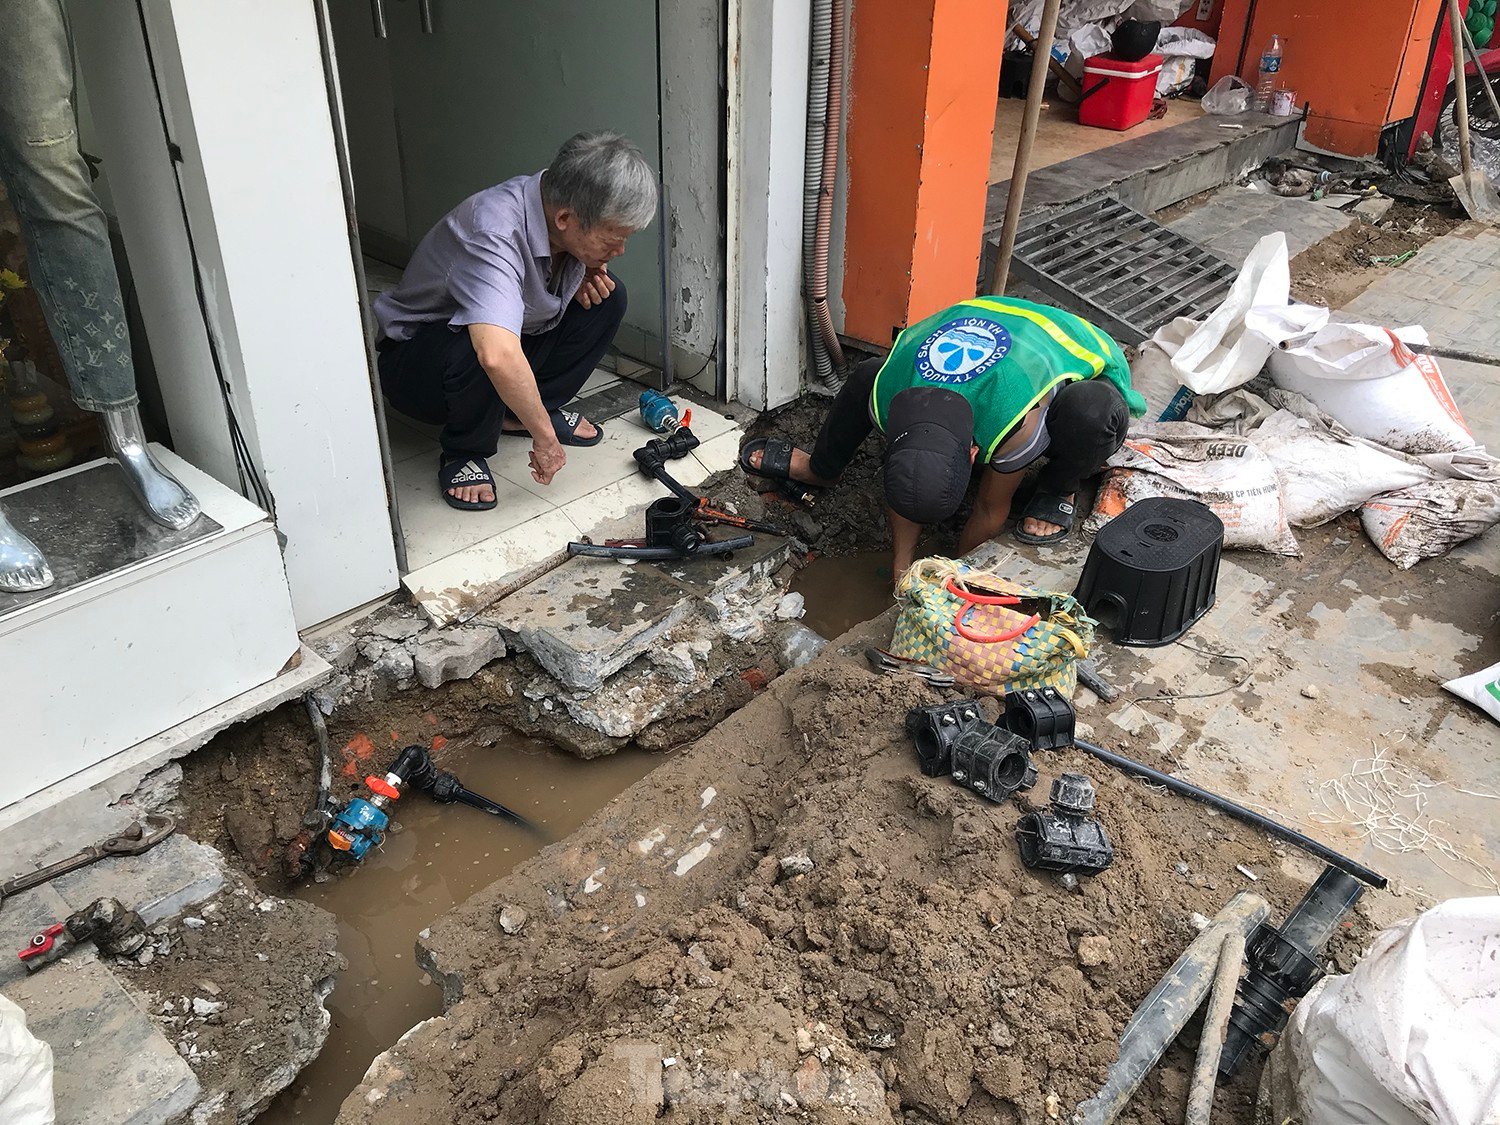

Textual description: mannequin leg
[0,507,53,592]
[0,0,200,529]
[99,405,201,530]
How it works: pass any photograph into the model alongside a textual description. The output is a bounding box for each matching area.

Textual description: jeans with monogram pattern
[0,0,139,409]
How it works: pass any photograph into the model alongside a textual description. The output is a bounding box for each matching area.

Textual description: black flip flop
[438,455,498,511]
[1013,491,1075,545]
[738,436,821,498]
[501,409,604,448]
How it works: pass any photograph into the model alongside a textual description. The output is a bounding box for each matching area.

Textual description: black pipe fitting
[1015,773,1114,875]
[1004,686,1076,750]
[950,725,1038,803]
[1218,865,1364,1077]
[904,700,986,777]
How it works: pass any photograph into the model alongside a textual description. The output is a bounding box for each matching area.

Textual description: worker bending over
[742,297,1145,573]
[374,131,656,510]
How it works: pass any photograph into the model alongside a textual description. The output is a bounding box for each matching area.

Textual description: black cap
[883,387,974,524]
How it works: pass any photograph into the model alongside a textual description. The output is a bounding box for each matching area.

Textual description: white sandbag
[1150,234,1326,395]
[0,995,54,1125]
[1444,660,1500,724]
[1086,423,1301,555]
[1360,478,1500,568]
[1251,410,1436,526]
[1269,322,1476,454]
[1154,27,1215,95]
[1267,898,1500,1125]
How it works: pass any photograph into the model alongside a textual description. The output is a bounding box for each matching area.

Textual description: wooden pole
[988,0,1063,295]
[1449,0,1478,198]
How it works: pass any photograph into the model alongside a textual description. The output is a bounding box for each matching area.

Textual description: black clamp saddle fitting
[904,700,986,778]
[1004,687,1075,750]
[950,725,1038,803]
[1015,772,1114,875]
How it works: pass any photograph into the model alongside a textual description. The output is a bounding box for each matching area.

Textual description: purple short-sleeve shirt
[373,171,586,343]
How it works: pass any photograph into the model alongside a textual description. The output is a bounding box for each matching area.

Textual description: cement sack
[1087,423,1301,555]
[1264,898,1500,1125]
[1443,659,1500,724]
[1360,478,1500,568]
[1268,322,1475,454]
[1250,409,1437,527]
[1150,234,1328,395]
[0,995,53,1125]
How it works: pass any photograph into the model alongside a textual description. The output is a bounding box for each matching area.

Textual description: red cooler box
[1078,53,1162,130]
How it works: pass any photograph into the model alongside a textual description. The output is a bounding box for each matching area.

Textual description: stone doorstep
[478,537,793,694]
[4,958,200,1125]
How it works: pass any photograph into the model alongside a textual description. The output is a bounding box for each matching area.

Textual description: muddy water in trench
[792,549,897,641]
[260,736,660,1123]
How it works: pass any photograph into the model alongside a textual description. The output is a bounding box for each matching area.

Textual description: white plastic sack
[1150,234,1327,396]
[1269,323,1476,455]
[1155,27,1215,95]
[1360,478,1500,568]
[1444,660,1500,724]
[1267,897,1500,1125]
[1201,74,1250,114]
[0,995,54,1125]
[1059,23,1116,102]
[1087,423,1301,555]
[1248,405,1438,527]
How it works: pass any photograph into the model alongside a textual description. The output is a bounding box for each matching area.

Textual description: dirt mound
[1290,203,1463,310]
[338,621,1368,1125]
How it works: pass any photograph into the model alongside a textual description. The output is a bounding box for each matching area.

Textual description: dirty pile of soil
[1290,202,1463,309]
[340,631,1368,1125]
[119,886,343,1121]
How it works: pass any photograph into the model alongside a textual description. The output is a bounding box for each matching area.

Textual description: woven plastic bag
[889,558,1094,696]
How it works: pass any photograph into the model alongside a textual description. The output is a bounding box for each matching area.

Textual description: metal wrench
[0,815,176,909]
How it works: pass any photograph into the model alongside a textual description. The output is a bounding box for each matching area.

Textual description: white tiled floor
[389,388,745,621]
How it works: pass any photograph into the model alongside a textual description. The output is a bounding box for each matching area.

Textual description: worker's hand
[530,438,566,485]
[575,266,616,309]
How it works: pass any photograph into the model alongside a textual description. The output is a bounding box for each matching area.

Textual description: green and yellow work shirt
[871,297,1146,461]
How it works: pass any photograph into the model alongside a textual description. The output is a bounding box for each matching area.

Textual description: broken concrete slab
[478,558,699,692]
[5,958,200,1125]
[413,624,506,689]
[49,834,225,929]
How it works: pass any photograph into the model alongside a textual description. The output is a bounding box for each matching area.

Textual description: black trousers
[377,280,627,461]
[809,356,1128,496]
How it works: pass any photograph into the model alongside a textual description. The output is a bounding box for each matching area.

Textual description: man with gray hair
[375,131,657,509]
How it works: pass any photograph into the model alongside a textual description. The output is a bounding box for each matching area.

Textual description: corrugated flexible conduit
[804,0,848,388]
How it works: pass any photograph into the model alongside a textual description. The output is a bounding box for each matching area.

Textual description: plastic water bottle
[1255,34,1284,113]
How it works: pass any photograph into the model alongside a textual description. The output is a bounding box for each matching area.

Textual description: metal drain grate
[1009,196,1238,344]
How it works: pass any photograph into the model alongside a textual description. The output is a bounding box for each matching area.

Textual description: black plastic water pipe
[1075,739,1387,890]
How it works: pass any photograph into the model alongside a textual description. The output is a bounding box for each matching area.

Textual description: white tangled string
[1310,735,1500,894]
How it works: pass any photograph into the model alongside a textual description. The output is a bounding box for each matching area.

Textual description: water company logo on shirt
[916,318,1010,385]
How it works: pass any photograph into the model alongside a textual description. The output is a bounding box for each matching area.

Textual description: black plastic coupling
[1004,686,1076,750]
[1218,865,1364,1077]
[950,725,1038,803]
[1015,773,1114,875]
[904,699,986,777]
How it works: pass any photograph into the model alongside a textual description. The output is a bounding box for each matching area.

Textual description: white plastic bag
[1155,27,1216,95]
[1267,898,1500,1125]
[0,995,54,1125]
[1087,423,1301,555]
[1444,659,1500,723]
[1360,478,1500,568]
[1150,234,1326,396]
[1268,323,1476,454]
[1201,74,1250,114]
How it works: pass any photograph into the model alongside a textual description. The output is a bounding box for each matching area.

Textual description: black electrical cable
[131,0,276,517]
[1075,738,1388,889]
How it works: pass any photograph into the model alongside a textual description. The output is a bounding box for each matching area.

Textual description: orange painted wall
[1212,0,1445,156]
[842,0,1009,347]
